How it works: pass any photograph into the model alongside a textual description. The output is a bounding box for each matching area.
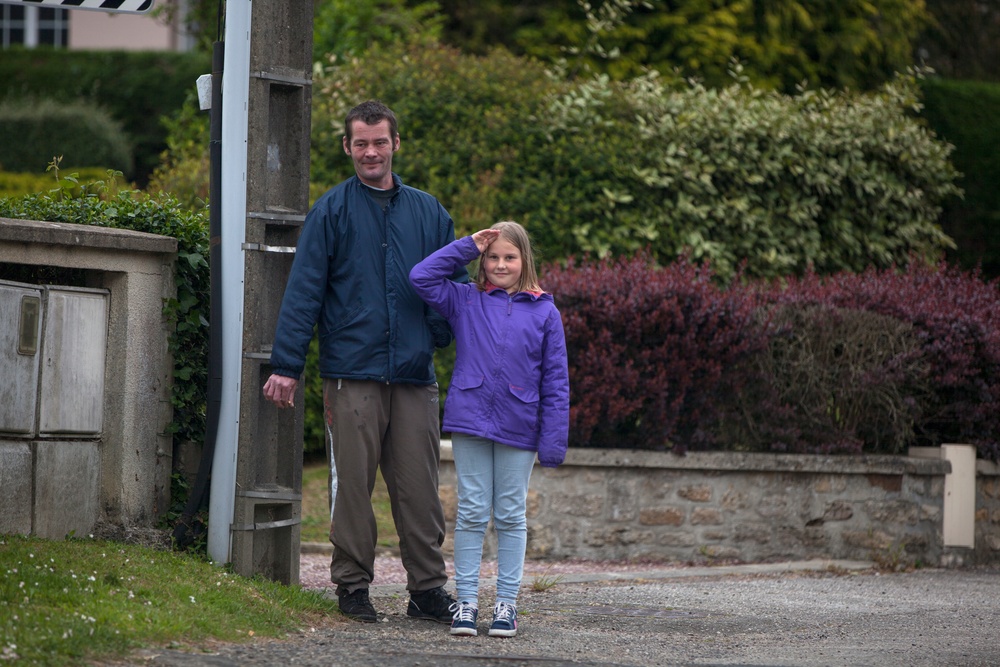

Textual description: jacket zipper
[485,293,514,426]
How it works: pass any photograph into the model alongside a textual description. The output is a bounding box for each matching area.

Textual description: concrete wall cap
[440,440,951,476]
[0,217,177,255]
[976,458,1000,476]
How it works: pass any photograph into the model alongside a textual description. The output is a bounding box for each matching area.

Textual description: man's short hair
[344,100,399,142]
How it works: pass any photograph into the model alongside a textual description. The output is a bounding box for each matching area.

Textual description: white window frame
[1,5,69,49]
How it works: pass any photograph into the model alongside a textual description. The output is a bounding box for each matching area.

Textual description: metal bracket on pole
[241,243,297,254]
[248,211,307,226]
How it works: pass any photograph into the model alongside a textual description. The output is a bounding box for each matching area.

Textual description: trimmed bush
[717,304,929,455]
[0,47,211,184]
[0,99,132,175]
[314,45,961,282]
[312,43,558,229]
[532,68,961,280]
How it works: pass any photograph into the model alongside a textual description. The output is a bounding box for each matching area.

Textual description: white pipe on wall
[208,0,251,566]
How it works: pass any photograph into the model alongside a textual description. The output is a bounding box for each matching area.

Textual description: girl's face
[483,237,522,294]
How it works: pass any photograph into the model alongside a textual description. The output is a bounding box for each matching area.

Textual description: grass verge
[1,460,398,664]
[0,534,341,666]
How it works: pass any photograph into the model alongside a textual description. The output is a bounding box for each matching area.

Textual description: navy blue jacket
[410,236,570,467]
[269,174,464,384]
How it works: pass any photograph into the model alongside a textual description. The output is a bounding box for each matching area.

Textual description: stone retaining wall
[438,443,1000,567]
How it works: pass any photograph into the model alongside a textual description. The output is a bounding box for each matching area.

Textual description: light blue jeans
[451,433,536,606]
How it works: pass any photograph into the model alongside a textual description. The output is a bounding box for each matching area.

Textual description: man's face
[343,119,399,189]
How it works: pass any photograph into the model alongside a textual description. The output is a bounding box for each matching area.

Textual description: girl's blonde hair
[475,220,543,294]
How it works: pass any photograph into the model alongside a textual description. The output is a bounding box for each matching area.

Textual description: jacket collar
[483,282,550,301]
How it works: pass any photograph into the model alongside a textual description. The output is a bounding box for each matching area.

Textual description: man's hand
[471,229,500,253]
[263,374,298,408]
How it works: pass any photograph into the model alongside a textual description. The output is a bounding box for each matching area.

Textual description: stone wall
[438,443,1000,567]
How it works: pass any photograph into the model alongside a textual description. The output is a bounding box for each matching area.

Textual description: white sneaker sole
[488,627,517,637]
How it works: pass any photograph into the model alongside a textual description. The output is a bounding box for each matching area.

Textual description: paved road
[132,560,1000,667]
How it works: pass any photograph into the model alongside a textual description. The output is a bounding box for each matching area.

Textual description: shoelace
[450,601,477,622]
[493,601,516,624]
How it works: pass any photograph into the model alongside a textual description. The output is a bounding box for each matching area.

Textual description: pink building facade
[1,0,193,52]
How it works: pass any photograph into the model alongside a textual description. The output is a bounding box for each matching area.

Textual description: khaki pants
[323,379,447,595]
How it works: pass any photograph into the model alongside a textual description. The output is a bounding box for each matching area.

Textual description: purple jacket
[409,236,570,467]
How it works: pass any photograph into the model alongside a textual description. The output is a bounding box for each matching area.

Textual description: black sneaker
[488,601,517,637]
[338,588,378,623]
[407,586,456,624]
[449,601,479,636]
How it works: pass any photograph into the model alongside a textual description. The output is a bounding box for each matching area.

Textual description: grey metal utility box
[0,279,109,539]
[0,217,177,538]
[39,287,109,435]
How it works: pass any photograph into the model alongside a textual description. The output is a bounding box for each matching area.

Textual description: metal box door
[37,287,109,436]
[0,280,42,435]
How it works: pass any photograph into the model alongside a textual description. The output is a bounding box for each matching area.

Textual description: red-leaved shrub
[547,254,1000,461]
[546,253,765,452]
[762,263,1000,460]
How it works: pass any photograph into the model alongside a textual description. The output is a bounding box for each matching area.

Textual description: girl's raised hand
[471,229,501,253]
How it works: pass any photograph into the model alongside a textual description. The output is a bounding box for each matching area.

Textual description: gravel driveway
[130,554,1000,667]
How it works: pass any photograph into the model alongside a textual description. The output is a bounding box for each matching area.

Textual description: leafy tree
[313,0,445,63]
[151,0,220,53]
[146,90,210,210]
[433,0,930,92]
[431,0,552,55]
[164,0,445,59]
[920,78,1000,277]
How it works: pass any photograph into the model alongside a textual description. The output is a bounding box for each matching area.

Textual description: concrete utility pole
[208,0,313,585]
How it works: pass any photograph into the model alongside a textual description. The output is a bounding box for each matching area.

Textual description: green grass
[300,460,399,550]
[0,461,399,665]
[0,534,342,666]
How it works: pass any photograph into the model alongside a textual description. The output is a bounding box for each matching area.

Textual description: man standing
[263,100,462,624]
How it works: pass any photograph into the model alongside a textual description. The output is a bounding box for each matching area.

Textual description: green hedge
[920,77,1000,277]
[0,99,132,175]
[570,68,961,279]
[0,47,210,184]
